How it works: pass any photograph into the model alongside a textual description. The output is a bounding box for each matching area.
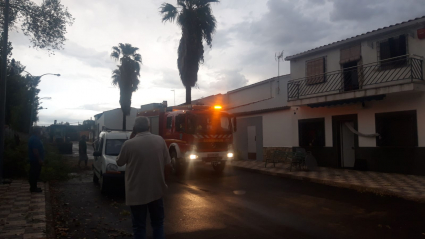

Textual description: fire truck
[137,102,236,173]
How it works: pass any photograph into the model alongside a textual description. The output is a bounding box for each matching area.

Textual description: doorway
[247,126,256,160]
[343,61,359,91]
[332,115,358,168]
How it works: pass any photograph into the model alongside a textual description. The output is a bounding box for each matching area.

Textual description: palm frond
[196,5,217,47]
[195,0,219,7]
[111,68,121,87]
[160,3,178,22]
[134,53,142,63]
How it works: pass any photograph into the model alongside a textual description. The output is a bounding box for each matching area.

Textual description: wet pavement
[67,141,95,160]
[50,162,425,239]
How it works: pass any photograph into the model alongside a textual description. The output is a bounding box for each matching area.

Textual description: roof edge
[285,16,425,61]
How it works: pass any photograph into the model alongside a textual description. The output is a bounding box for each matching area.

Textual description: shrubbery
[3,138,71,181]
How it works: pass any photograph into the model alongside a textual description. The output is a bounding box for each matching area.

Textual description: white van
[92,131,131,193]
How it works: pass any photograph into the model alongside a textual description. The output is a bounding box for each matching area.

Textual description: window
[298,118,325,147]
[306,57,326,84]
[378,34,407,67]
[175,115,185,132]
[166,117,172,129]
[187,114,232,134]
[376,110,417,147]
[105,139,127,156]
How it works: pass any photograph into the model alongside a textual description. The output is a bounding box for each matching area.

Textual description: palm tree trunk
[122,112,126,131]
[185,86,191,105]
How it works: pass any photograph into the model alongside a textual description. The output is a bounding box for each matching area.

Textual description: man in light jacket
[117,116,171,239]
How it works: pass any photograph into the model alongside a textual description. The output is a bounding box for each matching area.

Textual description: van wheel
[212,161,226,173]
[99,173,108,194]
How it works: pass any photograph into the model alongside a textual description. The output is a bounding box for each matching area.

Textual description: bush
[4,138,29,178]
[3,138,71,181]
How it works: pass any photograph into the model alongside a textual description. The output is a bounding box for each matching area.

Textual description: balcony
[287,56,424,106]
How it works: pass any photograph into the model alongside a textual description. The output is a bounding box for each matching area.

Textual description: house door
[247,126,256,160]
[343,61,359,91]
[340,121,355,168]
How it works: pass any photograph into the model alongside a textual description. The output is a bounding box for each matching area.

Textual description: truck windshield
[105,139,126,156]
[188,114,232,134]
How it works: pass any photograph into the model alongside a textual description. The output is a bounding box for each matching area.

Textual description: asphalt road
[50,162,425,239]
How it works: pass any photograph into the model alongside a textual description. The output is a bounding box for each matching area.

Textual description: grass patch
[3,138,72,181]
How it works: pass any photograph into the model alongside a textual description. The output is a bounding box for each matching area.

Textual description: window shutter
[398,34,407,56]
[379,41,390,61]
[340,45,361,64]
[306,57,325,84]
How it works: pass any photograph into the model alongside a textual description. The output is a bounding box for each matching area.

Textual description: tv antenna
[275,50,284,94]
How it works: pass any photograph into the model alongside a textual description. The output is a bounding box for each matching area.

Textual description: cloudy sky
[9,0,425,125]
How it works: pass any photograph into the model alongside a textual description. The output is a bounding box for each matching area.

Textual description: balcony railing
[288,56,424,101]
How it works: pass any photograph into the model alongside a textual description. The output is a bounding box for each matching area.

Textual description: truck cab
[138,104,236,173]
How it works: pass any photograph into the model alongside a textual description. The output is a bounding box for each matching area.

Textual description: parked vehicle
[92,130,131,193]
[138,103,236,173]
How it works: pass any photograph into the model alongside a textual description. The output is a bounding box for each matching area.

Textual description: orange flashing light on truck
[138,102,236,173]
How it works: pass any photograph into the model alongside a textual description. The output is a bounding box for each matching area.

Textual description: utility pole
[275,51,284,95]
[0,0,10,182]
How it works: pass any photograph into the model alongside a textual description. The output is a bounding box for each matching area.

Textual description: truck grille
[197,142,228,152]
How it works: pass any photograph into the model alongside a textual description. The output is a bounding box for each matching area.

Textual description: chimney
[54,120,57,125]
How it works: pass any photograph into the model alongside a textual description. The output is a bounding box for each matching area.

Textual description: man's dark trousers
[130,198,165,239]
[29,161,41,190]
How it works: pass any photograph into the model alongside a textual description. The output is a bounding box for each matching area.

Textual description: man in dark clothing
[78,135,88,168]
[28,127,44,193]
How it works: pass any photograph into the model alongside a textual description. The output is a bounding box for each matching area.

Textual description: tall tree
[111,43,142,131]
[160,0,218,104]
[0,0,74,52]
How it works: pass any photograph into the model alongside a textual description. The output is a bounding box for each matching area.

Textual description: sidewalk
[231,160,425,202]
[0,181,47,239]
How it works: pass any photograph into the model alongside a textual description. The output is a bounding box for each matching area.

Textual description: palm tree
[111,43,142,131]
[160,0,218,104]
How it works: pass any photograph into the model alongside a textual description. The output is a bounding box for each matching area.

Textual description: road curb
[45,181,56,239]
[230,164,425,203]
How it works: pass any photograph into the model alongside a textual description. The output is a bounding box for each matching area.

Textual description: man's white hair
[134,116,150,132]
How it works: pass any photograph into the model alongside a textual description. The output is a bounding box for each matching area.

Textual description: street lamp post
[171,90,175,106]
[27,73,60,133]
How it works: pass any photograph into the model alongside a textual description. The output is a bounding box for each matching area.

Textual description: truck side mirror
[93,151,101,157]
[233,117,237,132]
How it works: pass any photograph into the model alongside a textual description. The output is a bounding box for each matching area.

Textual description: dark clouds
[330,0,425,23]
[204,69,249,92]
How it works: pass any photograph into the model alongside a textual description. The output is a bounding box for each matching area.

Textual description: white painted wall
[292,91,425,147]
[103,108,138,131]
[94,108,138,136]
[227,75,290,114]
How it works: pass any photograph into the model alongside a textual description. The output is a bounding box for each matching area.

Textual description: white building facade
[196,16,425,176]
[285,16,425,175]
[94,108,139,138]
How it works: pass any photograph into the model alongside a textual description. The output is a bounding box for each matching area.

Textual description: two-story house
[285,16,425,175]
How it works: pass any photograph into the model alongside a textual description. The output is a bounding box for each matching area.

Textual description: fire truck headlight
[189,154,198,160]
[227,153,234,158]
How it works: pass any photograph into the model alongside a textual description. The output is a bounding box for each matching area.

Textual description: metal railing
[288,56,424,101]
